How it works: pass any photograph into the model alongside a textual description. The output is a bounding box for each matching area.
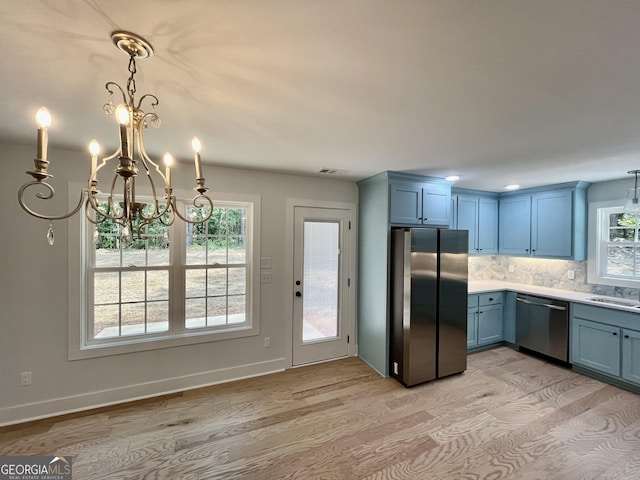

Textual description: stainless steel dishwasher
[515,294,569,362]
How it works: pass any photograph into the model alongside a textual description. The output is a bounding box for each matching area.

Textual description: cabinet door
[467,309,478,348]
[478,197,498,254]
[457,195,478,253]
[571,318,620,376]
[390,183,422,224]
[422,183,451,226]
[477,304,503,346]
[622,329,640,386]
[499,195,531,255]
[502,292,517,344]
[531,189,572,257]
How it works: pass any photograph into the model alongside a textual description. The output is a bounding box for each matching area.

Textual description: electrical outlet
[260,272,272,284]
[20,371,32,386]
[393,362,399,375]
[264,337,271,348]
[567,270,575,280]
[508,264,515,273]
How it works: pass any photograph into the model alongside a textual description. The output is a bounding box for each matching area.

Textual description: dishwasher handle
[516,296,567,311]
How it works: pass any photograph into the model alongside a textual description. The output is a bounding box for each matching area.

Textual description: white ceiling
[3,0,640,191]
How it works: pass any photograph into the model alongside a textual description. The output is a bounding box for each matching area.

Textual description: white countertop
[468,280,640,313]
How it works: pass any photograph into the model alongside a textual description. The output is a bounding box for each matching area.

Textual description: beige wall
[1,142,358,424]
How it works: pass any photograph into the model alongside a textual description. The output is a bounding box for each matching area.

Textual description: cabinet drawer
[479,292,503,306]
[468,294,478,308]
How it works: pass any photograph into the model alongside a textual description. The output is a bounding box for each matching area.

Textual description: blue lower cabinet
[622,329,640,386]
[571,318,620,377]
[467,292,502,349]
[478,304,503,346]
[467,308,478,348]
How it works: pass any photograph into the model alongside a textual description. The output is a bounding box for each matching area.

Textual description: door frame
[284,198,358,368]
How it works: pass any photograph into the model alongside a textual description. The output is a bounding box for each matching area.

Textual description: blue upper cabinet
[454,192,498,254]
[390,182,423,224]
[498,182,589,260]
[478,198,498,254]
[389,176,451,227]
[498,194,532,255]
[531,189,572,257]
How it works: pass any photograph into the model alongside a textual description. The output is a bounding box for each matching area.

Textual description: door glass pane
[303,221,339,342]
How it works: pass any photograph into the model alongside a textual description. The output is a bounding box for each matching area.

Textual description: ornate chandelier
[18,31,213,245]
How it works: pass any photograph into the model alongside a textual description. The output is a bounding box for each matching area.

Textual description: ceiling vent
[319,168,349,175]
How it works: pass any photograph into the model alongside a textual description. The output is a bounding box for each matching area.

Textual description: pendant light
[624,169,640,216]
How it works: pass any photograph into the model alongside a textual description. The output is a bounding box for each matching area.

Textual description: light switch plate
[260,257,272,269]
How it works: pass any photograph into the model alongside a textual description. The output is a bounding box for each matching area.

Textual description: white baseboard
[0,357,287,427]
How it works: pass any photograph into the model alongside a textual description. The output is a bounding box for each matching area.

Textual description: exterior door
[292,207,351,365]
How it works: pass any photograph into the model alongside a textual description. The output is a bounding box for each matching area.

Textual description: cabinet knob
[488,297,494,302]
[525,248,529,253]
[612,332,617,336]
[624,334,630,339]
[295,291,302,297]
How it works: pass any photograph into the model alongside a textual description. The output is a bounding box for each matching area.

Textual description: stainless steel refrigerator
[390,227,468,386]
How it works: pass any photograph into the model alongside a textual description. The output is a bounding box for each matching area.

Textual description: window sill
[69,323,258,360]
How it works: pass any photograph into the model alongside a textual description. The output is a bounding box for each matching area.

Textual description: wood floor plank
[2,347,639,479]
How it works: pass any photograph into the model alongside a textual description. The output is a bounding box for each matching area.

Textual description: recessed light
[505,184,520,191]
[445,175,460,182]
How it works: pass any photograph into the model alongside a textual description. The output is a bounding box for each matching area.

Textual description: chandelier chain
[127,55,137,101]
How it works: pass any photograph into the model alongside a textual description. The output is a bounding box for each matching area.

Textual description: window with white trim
[594,205,640,284]
[81,195,258,354]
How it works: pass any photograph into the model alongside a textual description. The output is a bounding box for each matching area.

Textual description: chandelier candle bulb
[192,137,202,179]
[163,152,173,186]
[116,104,130,158]
[89,140,100,178]
[35,107,51,161]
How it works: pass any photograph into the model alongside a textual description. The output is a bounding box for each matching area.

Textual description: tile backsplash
[469,256,640,300]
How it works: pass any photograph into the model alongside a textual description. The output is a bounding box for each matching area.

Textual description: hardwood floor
[2,347,640,479]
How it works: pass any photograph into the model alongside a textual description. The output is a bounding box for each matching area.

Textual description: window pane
[121,303,146,336]
[121,244,147,267]
[121,271,145,303]
[229,236,246,264]
[94,304,119,338]
[228,268,246,295]
[228,295,246,324]
[606,245,635,276]
[209,240,227,265]
[95,236,121,267]
[147,234,170,266]
[302,221,339,341]
[94,272,120,305]
[147,271,169,301]
[207,296,227,326]
[609,228,634,242]
[207,269,227,296]
[186,237,207,265]
[185,298,206,329]
[210,209,227,235]
[186,269,207,298]
[147,301,169,333]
